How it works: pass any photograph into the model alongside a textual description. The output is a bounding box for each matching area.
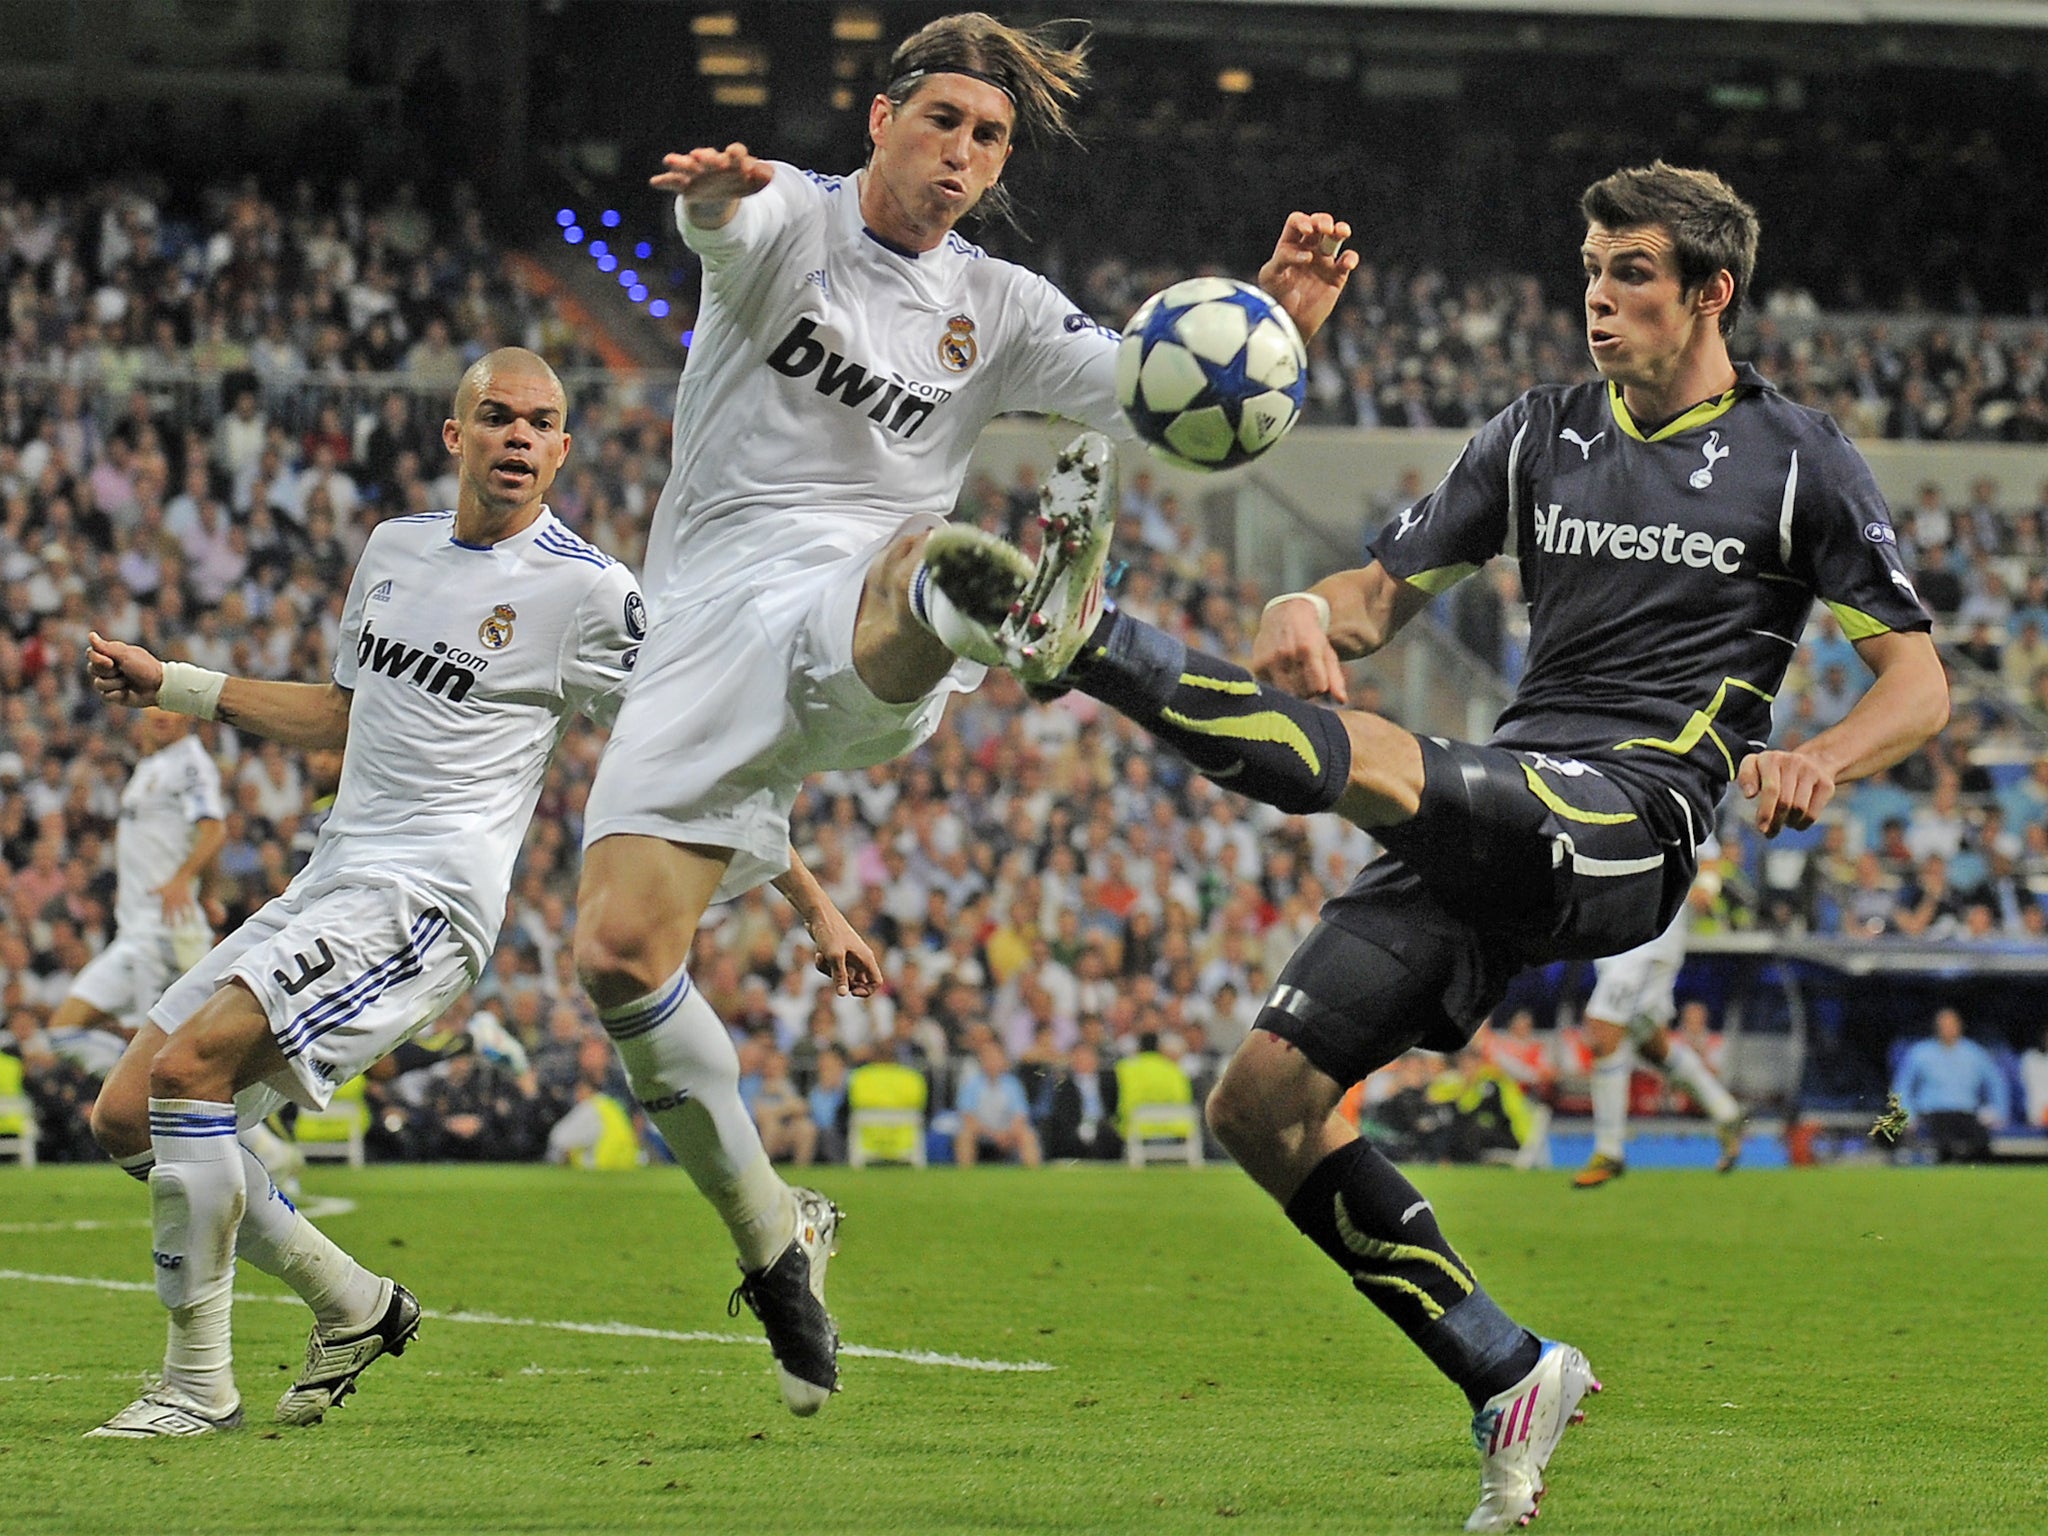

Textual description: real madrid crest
[478,604,517,650]
[938,313,978,373]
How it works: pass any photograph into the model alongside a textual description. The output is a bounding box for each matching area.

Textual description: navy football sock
[1065,610,1352,815]
[1285,1139,1542,1408]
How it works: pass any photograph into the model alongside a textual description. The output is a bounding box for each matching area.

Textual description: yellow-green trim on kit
[1520,764,1637,825]
[1824,600,1894,641]
[1614,675,1775,777]
[1607,379,1739,443]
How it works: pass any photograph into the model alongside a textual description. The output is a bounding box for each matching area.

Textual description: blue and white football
[1115,277,1307,471]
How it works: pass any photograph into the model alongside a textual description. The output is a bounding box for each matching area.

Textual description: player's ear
[868,94,894,151]
[442,417,461,458]
[1694,269,1735,323]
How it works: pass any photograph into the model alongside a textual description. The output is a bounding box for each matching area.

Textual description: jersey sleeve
[1787,421,1933,639]
[331,535,376,690]
[563,563,645,728]
[1366,398,1529,594]
[992,270,1133,440]
[180,746,227,823]
[675,161,820,276]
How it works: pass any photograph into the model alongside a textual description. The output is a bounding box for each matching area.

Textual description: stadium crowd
[4,177,2047,1171]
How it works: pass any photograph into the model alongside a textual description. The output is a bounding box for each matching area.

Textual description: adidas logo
[370,579,394,603]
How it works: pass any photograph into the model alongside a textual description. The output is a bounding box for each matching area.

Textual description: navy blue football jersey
[1367,365,1930,830]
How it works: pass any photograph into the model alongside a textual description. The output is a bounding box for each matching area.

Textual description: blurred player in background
[1572,845,1745,1187]
[47,710,223,1044]
[78,349,866,1438]
[570,9,1354,1416]
[934,161,1947,1530]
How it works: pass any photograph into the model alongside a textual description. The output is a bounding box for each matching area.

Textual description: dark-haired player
[571,10,1354,1416]
[935,161,1947,1530]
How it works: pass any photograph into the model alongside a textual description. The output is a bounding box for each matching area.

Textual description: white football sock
[1588,1048,1632,1162]
[148,1097,245,1413]
[234,1142,386,1333]
[1659,1039,1742,1125]
[600,964,795,1272]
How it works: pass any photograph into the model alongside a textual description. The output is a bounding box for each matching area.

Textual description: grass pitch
[2,1162,2043,1535]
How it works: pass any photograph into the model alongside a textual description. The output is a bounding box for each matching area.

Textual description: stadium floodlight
[562,225,583,244]
[555,209,576,227]
[598,255,617,273]
[629,285,649,303]
[619,269,638,286]
[681,329,694,347]
[636,242,653,260]
[601,210,621,228]
[589,240,608,258]
[649,299,670,318]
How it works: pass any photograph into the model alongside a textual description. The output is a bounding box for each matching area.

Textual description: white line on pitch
[0,1196,356,1234]
[0,1269,1055,1374]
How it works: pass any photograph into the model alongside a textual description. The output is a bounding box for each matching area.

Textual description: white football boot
[728,1188,842,1416]
[1464,1340,1601,1532]
[276,1279,423,1426]
[918,526,1033,667]
[1002,431,1118,686]
[87,1384,244,1438]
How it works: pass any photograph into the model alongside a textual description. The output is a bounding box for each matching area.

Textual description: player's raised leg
[575,834,841,1416]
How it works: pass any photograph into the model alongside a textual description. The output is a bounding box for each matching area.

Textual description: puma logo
[1401,1199,1432,1225]
[1393,506,1424,540]
[1559,427,1605,460]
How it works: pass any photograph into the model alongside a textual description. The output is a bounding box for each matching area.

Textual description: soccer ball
[1115,277,1307,471]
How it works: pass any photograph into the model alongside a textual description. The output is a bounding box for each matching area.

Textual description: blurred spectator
[954,1038,1042,1168]
[2021,1025,2048,1131]
[1042,1040,1121,1160]
[1891,1007,2010,1162]
[753,1048,819,1168]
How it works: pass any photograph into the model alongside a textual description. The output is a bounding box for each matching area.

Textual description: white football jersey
[113,733,227,935]
[312,507,641,968]
[644,165,1127,607]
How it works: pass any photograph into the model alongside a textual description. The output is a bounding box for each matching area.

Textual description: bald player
[78,349,833,1437]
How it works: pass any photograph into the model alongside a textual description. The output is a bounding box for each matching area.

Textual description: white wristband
[1262,591,1332,632]
[156,661,227,721]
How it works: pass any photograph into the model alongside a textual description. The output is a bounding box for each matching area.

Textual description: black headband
[887,65,1016,106]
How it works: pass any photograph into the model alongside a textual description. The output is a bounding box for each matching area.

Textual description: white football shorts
[584,514,983,901]
[68,922,212,1026]
[1584,906,1690,1041]
[149,876,470,1115]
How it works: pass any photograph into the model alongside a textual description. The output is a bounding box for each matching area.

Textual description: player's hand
[86,631,164,708]
[806,905,883,999]
[1257,212,1359,345]
[154,878,198,925]
[1252,599,1349,705]
[1736,748,1836,837]
[650,144,774,208]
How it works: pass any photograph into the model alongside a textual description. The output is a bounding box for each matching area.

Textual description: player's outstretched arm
[771,849,882,1000]
[87,632,353,751]
[1258,212,1359,344]
[650,143,774,231]
[1251,563,1433,706]
[1737,628,1948,837]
